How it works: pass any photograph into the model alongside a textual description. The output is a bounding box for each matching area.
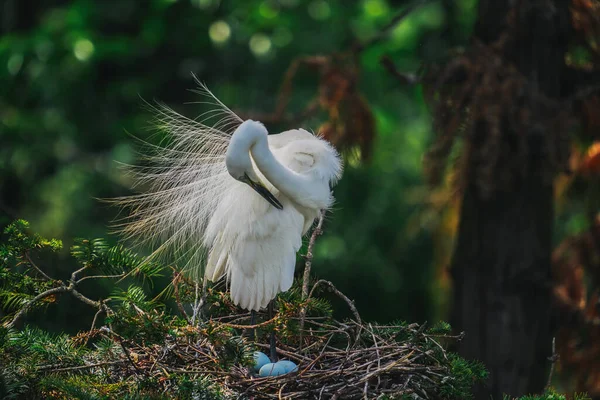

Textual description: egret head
[225,125,283,210]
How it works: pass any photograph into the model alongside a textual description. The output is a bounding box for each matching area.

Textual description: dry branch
[299,211,325,350]
[303,211,326,300]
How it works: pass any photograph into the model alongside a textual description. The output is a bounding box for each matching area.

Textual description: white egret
[114,84,343,339]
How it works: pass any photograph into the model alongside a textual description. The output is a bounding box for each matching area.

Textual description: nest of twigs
[224,321,464,399]
[78,277,469,400]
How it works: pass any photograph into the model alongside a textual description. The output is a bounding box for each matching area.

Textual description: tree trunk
[450,0,571,398]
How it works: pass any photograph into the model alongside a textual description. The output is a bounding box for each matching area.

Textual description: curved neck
[250,134,316,207]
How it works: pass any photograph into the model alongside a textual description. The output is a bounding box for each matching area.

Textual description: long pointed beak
[243,173,283,210]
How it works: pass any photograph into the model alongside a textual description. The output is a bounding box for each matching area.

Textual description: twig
[76,273,125,283]
[254,343,311,363]
[163,368,232,375]
[353,0,430,53]
[545,336,558,391]
[308,280,362,327]
[191,281,201,326]
[38,360,127,373]
[299,211,326,350]
[172,270,190,323]
[220,315,278,330]
[368,323,382,391]
[24,252,53,281]
[85,306,105,345]
[278,383,287,400]
[70,287,102,308]
[101,327,147,377]
[200,278,208,322]
[303,211,325,300]
[70,265,89,283]
[308,279,363,344]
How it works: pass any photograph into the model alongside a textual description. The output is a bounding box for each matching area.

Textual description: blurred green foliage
[0,0,478,330]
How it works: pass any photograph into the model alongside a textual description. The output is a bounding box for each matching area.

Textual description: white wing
[110,82,243,275]
[203,187,306,311]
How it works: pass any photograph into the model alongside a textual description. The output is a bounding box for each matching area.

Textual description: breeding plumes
[112,83,343,312]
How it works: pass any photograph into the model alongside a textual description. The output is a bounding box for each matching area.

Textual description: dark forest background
[2,0,600,398]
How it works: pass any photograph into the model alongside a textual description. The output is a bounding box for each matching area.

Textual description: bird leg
[268,300,278,362]
[244,310,257,341]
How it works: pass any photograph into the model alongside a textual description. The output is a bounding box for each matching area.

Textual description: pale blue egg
[259,362,287,377]
[253,352,270,372]
[275,360,298,373]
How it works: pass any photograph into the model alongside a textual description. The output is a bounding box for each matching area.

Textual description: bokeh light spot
[308,0,331,20]
[249,34,272,57]
[73,39,95,61]
[209,20,231,44]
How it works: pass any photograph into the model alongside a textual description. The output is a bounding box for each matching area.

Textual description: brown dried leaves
[553,214,600,396]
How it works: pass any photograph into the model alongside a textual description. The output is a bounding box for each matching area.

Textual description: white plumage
[114,84,343,311]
